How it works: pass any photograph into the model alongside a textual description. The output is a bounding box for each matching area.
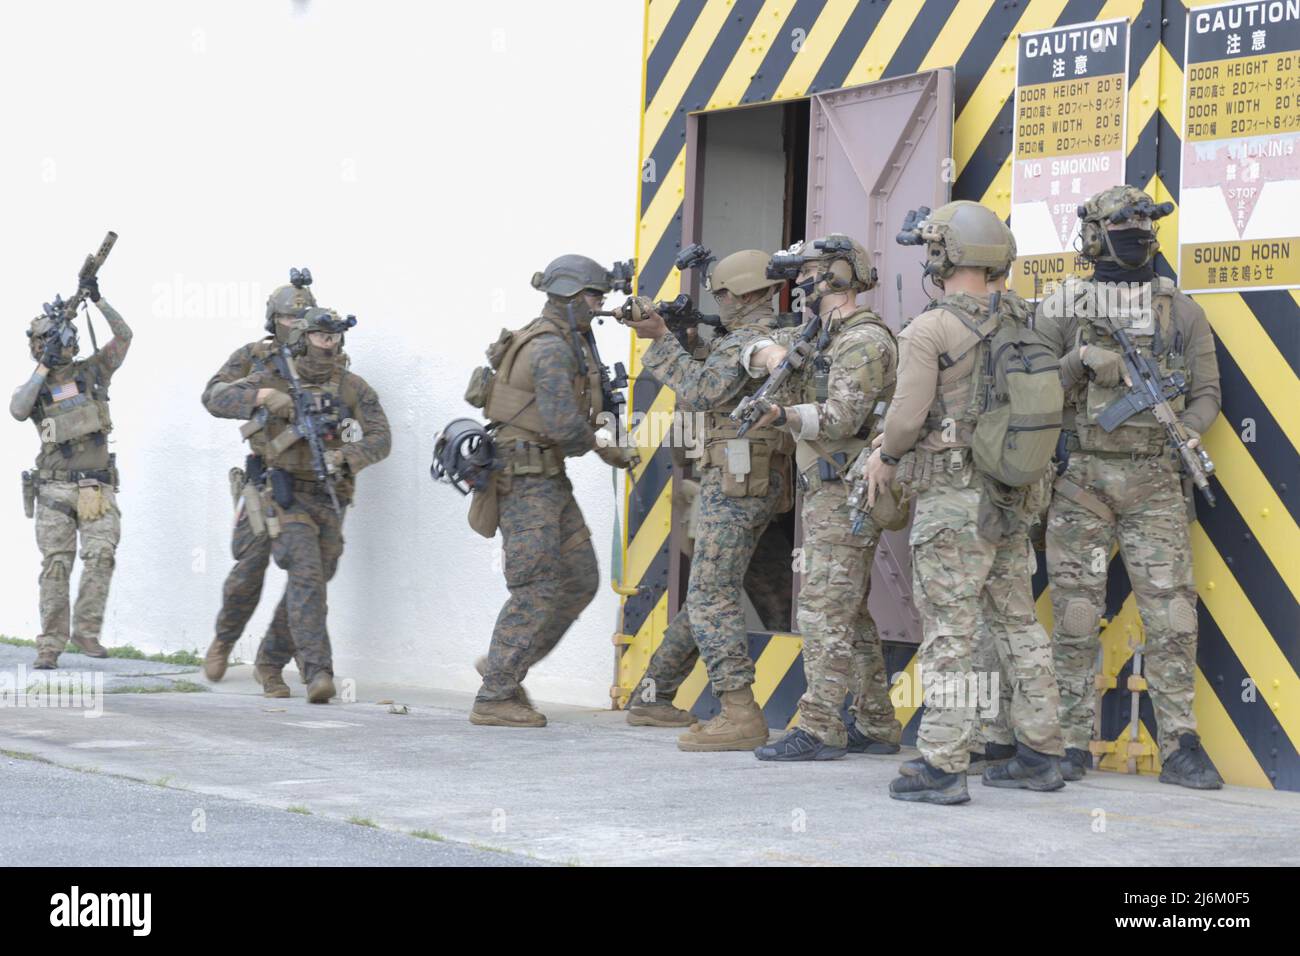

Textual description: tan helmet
[709,249,781,297]
[264,267,317,334]
[803,234,877,291]
[531,255,613,298]
[898,201,1016,280]
[286,307,356,352]
[1076,185,1173,265]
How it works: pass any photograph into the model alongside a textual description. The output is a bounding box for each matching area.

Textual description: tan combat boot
[474,655,532,709]
[469,698,547,728]
[203,638,235,682]
[677,686,769,752]
[254,665,291,699]
[627,698,696,727]
[34,649,59,670]
[69,635,109,658]
[307,672,336,704]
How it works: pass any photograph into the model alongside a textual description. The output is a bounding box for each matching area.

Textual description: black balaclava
[1094,228,1157,283]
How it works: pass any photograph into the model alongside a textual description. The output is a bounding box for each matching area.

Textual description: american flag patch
[50,381,80,402]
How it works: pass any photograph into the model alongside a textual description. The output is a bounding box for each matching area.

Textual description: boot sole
[69,644,108,658]
[627,712,695,728]
[889,786,971,805]
[982,774,1065,791]
[754,747,847,762]
[263,689,291,699]
[848,743,902,755]
[469,712,547,728]
[1159,773,1223,790]
[677,734,769,752]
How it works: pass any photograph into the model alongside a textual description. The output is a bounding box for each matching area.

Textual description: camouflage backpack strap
[931,300,995,423]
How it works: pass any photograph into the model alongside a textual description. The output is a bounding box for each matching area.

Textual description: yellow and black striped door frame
[620,0,1298,791]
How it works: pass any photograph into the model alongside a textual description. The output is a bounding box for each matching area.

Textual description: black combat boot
[846,723,900,755]
[982,741,1065,791]
[900,747,991,776]
[1159,734,1224,790]
[889,760,970,805]
[1060,747,1093,782]
[754,727,847,761]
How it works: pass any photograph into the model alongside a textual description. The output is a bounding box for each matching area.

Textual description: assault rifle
[729,314,822,438]
[1097,321,1216,507]
[272,344,345,517]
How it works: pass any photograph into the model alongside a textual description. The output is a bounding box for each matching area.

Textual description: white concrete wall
[0,1,643,707]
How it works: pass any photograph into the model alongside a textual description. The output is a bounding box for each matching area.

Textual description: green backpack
[941,294,1063,488]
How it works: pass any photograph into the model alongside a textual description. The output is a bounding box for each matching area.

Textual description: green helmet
[899,201,1016,280]
[801,234,876,292]
[264,267,317,333]
[709,249,782,296]
[530,255,618,298]
[1077,185,1173,266]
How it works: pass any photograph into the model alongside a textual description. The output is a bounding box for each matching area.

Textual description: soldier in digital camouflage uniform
[743,235,903,761]
[205,308,390,702]
[470,255,635,728]
[621,250,795,751]
[1036,185,1223,789]
[200,272,317,683]
[11,276,131,670]
[864,201,1065,804]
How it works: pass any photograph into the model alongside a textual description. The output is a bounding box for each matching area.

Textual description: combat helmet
[264,267,317,334]
[286,307,356,352]
[1076,185,1173,268]
[531,255,633,299]
[804,234,876,291]
[896,200,1016,280]
[709,250,783,297]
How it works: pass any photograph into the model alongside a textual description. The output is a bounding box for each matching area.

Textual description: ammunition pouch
[464,366,493,409]
[270,468,295,509]
[499,440,565,478]
[468,474,501,539]
[797,451,849,496]
[42,399,112,446]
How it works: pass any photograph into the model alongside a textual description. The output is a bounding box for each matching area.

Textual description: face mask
[1095,228,1156,282]
[297,342,338,379]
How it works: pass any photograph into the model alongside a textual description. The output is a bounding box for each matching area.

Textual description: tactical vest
[919,292,1016,449]
[697,313,796,499]
[31,361,114,473]
[794,309,897,479]
[248,361,360,488]
[484,315,603,450]
[1070,276,1184,455]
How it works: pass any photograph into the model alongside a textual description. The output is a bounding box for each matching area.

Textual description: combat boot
[203,638,235,682]
[982,741,1065,791]
[474,656,532,709]
[754,727,846,761]
[846,723,900,755]
[900,746,999,777]
[626,698,695,727]
[889,760,970,805]
[33,649,59,670]
[469,698,547,728]
[1158,733,1223,790]
[1060,747,1093,782]
[676,686,768,752]
[307,672,336,704]
[254,665,291,699]
[69,634,108,658]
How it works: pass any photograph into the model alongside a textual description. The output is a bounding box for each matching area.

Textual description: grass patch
[286,805,311,815]
[0,748,45,762]
[0,635,203,667]
[347,816,378,828]
[410,829,445,842]
[108,679,207,695]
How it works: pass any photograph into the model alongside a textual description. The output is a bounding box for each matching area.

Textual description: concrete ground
[2,644,1298,867]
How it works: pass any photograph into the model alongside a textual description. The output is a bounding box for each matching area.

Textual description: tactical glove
[80,276,101,303]
[259,389,294,418]
[40,338,65,368]
[1082,346,1124,387]
[595,443,638,469]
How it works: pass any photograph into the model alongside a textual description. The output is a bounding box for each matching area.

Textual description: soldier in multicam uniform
[204,307,390,702]
[11,276,131,670]
[1036,185,1223,789]
[863,201,1065,804]
[470,255,635,728]
[200,272,317,683]
[621,250,795,751]
[742,235,904,761]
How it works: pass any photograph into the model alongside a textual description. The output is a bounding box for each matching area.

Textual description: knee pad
[81,547,117,574]
[1059,598,1100,639]
[41,552,74,582]
[1168,595,1199,636]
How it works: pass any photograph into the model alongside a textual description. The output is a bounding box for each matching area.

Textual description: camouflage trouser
[34,480,121,655]
[911,468,1063,774]
[971,617,1014,749]
[640,464,783,701]
[259,490,344,682]
[1047,454,1198,759]
[478,474,598,703]
[794,478,901,748]
[213,506,287,648]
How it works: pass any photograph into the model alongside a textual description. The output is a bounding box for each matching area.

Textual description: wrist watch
[879,450,900,466]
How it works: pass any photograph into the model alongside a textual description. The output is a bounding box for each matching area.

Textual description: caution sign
[1009,19,1130,298]
[1178,0,1300,292]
